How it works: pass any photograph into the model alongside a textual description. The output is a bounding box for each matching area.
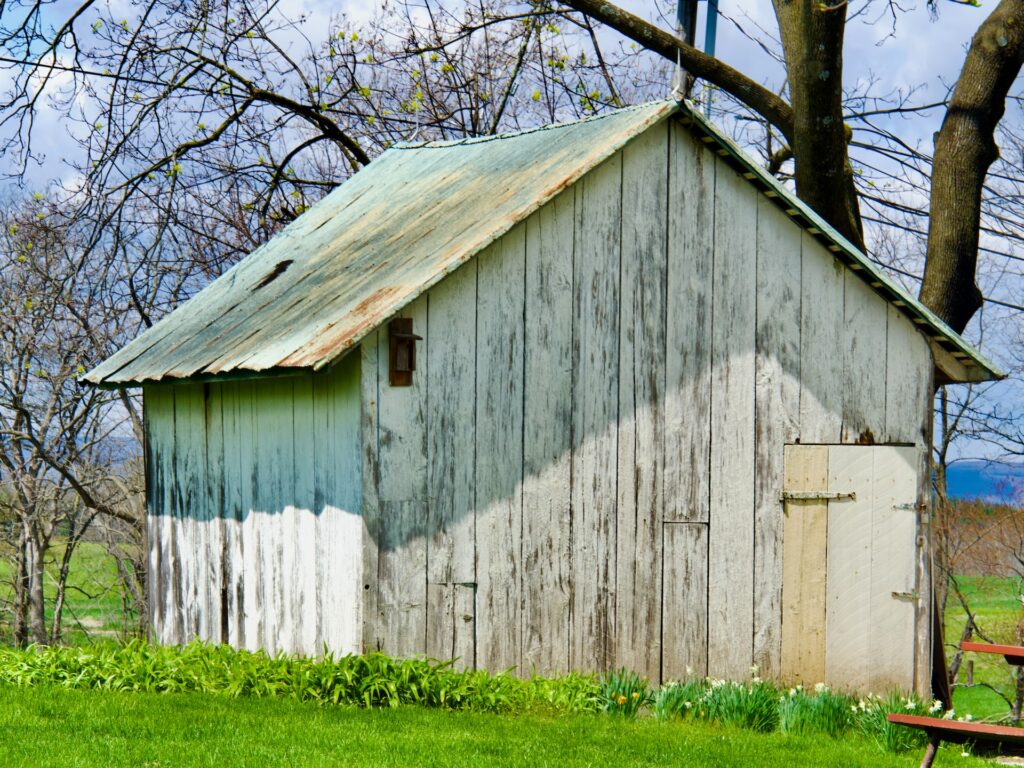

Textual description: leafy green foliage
[779,684,855,737]
[0,641,601,715]
[697,679,780,733]
[854,691,935,753]
[652,678,707,721]
[599,668,651,717]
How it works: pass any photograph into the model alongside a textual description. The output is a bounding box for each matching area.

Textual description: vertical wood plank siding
[147,116,934,692]
[144,353,363,656]
[522,192,574,674]
[615,123,667,680]
[708,159,758,681]
[752,194,802,679]
[425,263,478,668]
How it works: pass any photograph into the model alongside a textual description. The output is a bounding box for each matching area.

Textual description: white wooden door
[782,445,920,693]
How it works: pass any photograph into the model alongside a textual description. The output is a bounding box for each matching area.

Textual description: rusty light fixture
[388,317,422,386]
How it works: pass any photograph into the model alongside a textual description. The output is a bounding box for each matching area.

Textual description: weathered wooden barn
[86,100,1001,695]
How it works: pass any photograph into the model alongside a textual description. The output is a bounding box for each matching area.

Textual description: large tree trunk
[921,0,1024,333]
[772,1,865,252]
[558,0,864,251]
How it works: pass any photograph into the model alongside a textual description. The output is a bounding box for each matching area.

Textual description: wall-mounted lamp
[388,317,422,387]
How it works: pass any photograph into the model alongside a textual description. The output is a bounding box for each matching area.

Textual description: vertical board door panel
[615,122,668,680]
[866,446,918,692]
[292,375,318,655]
[218,381,244,648]
[313,355,364,656]
[664,121,714,524]
[570,153,621,672]
[174,383,207,643]
[826,445,918,693]
[522,191,574,675]
[824,445,874,690]
[475,225,526,673]
[707,159,757,681]
[662,523,709,679]
[782,444,921,693]
[236,381,263,652]
[780,445,828,684]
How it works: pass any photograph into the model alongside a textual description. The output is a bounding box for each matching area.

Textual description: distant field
[0,540,134,645]
[945,574,1023,721]
[0,685,989,768]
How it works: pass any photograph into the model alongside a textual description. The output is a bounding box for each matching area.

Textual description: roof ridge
[393,99,676,150]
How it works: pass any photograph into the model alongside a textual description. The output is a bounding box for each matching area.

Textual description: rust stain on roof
[83,98,999,387]
[85,100,677,386]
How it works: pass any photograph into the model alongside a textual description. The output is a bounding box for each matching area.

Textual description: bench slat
[888,713,1024,749]
[960,641,1024,666]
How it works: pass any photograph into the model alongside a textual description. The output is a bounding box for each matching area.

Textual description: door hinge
[891,590,919,603]
[780,491,856,502]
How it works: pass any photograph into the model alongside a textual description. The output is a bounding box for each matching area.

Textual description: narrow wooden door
[781,445,920,693]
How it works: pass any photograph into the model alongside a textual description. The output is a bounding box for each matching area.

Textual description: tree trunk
[921,0,1024,333]
[13,528,29,648]
[50,530,80,645]
[24,530,47,645]
[772,0,865,252]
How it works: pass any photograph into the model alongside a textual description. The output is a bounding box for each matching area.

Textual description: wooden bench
[887,641,1024,767]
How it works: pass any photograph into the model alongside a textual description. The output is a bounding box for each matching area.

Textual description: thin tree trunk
[50,520,82,645]
[922,0,1024,332]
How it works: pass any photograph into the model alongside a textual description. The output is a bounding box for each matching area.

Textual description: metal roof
[85,99,1002,387]
[85,100,677,387]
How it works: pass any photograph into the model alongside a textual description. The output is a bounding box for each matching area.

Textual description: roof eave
[676,101,1005,385]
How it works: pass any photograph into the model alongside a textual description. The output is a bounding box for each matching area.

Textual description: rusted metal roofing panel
[85,101,678,387]
[86,98,1001,387]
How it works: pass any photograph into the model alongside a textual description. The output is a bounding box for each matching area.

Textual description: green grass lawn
[944,575,1024,721]
[0,684,991,768]
[0,540,132,644]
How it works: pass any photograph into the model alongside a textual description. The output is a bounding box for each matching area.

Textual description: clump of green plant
[779,683,854,737]
[697,677,780,733]
[652,678,707,721]
[0,641,602,716]
[854,691,934,753]
[599,668,651,717]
